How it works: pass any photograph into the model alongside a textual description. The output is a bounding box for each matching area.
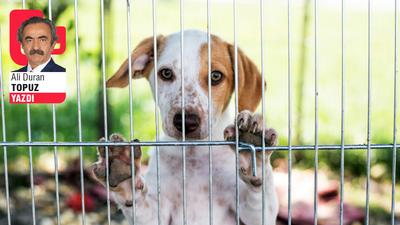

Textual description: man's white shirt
[27,56,52,72]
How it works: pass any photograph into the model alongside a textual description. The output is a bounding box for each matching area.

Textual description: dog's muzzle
[173,114,200,135]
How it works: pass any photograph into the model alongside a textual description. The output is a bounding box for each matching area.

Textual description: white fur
[112,29,278,225]
[148,30,215,141]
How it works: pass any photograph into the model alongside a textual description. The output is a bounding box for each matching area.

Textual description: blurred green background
[0,0,399,220]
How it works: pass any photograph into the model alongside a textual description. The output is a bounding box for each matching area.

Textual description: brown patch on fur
[198,35,236,115]
[198,35,265,114]
[217,198,226,206]
[106,35,167,88]
[227,44,266,113]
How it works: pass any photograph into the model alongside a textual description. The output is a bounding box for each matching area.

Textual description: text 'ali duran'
[11,73,45,81]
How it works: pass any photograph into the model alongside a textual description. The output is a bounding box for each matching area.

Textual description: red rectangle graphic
[9,93,66,104]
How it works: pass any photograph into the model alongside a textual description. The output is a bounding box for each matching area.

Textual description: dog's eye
[160,69,173,80]
[211,71,224,84]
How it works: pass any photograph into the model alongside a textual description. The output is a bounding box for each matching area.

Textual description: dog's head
[107,29,265,140]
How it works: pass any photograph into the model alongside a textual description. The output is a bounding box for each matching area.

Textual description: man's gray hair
[17,16,59,45]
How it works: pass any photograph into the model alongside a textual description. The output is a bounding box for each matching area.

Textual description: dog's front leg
[224,110,279,225]
[92,134,163,225]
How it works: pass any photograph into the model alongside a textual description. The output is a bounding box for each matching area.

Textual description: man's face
[21,22,56,69]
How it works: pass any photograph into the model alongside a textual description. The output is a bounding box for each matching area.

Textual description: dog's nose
[173,114,200,134]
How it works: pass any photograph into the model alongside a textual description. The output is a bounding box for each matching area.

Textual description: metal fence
[0,0,399,225]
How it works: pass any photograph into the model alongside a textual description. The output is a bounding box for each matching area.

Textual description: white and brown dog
[92,29,279,225]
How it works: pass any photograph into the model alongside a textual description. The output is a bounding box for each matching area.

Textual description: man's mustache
[29,50,44,55]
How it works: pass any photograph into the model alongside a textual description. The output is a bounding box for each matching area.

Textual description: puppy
[92,29,279,225]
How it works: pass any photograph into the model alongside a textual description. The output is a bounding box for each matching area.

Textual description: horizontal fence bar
[0,141,397,150]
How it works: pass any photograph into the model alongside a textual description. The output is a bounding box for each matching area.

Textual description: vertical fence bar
[74,0,86,223]
[48,0,52,19]
[27,89,35,225]
[180,1,187,224]
[392,0,398,223]
[366,0,372,223]
[340,0,345,224]
[100,0,111,224]
[313,0,319,224]
[152,0,162,224]
[48,2,61,224]
[287,0,292,223]
[126,1,137,224]
[207,0,213,224]
[22,1,37,223]
[0,23,11,225]
[260,0,266,224]
[233,0,240,224]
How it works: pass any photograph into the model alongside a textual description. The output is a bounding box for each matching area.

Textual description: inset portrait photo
[13,16,65,72]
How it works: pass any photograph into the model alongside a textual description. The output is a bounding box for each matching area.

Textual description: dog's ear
[228,44,266,113]
[106,35,166,88]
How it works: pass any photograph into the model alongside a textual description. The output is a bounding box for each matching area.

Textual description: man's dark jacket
[13,58,66,72]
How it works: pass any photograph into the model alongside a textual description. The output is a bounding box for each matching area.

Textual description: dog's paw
[224,110,278,147]
[223,110,278,188]
[92,134,146,196]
